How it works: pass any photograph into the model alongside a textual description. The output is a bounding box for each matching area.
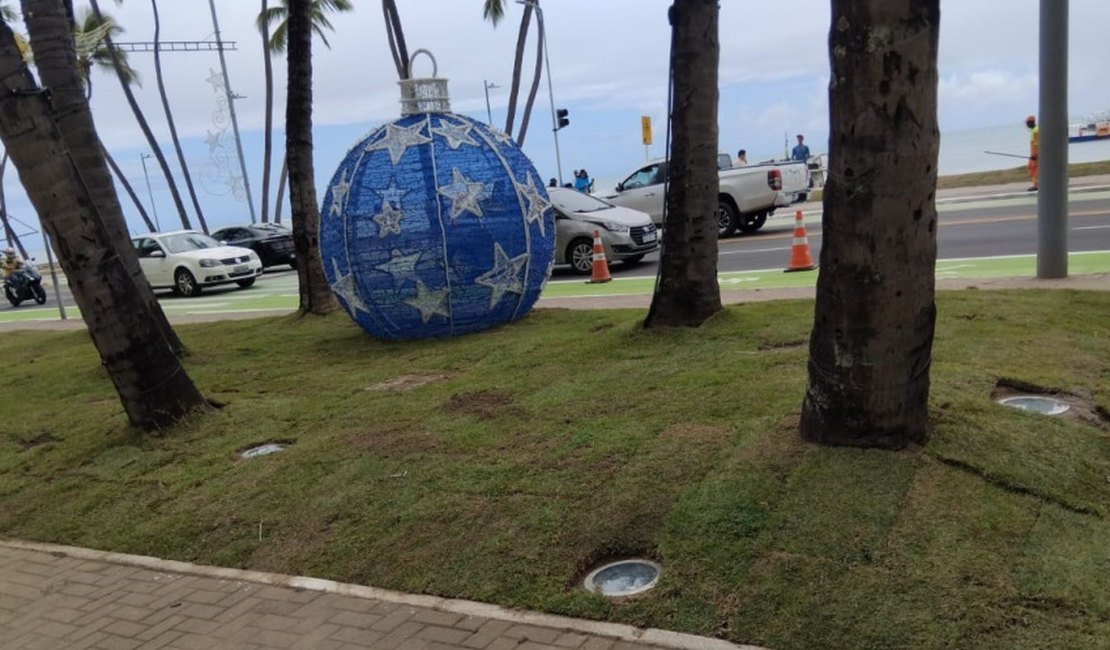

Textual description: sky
[3,0,1110,243]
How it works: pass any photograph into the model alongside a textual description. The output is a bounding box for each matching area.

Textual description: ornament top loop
[399,48,451,116]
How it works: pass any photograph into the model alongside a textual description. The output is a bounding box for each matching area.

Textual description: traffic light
[556,108,570,130]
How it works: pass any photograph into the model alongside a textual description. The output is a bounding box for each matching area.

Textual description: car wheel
[236,278,256,289]
[32,284,47,305]
[174,268,201,297]
[736,211,768,234]
[716,200,738,238]
[567,238,595,275]
[5,285,20,307]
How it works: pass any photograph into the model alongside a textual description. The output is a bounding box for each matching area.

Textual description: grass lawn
[1,290,1108,649]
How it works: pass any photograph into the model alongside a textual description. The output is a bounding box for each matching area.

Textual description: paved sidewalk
[0,541,756,650]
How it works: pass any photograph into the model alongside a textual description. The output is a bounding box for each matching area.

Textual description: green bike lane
[3,250,1108,324]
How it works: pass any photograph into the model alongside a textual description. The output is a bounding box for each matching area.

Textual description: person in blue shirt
[574,169,592,193]
[791,134,810,163]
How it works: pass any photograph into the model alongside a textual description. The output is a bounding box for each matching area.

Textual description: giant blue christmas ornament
[320,51,555,341]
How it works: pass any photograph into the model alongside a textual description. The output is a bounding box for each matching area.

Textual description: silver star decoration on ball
[329,169,351,217]
[330,258,368,314]
[432,119,479,150]
[376,177,410,208]
[475,243,529,308]
[438,168,491,220]
[365,121,432,165]
[513,173,552,237]
[374,249,422,286]
[404,280,451,324]
[488,127,515,147]
[373,202,405,238]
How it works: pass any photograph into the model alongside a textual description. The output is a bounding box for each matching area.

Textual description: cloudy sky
[3,0,1110,239]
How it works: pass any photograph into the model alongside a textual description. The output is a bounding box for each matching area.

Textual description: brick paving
[0,544,745,650]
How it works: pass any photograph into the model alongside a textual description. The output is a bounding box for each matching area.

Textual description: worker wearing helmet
[1,246,24,278]
[1025,115,1039,191]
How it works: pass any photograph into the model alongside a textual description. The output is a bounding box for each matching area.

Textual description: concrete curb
[0,538,767,650]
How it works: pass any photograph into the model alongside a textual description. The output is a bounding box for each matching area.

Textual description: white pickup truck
[598,154,810,237]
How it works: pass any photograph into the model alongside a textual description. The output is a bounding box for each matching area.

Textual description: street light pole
[483,80,499,126]
[140,153,160,232]
[517,0,563,186]
[1038,0,1068,278]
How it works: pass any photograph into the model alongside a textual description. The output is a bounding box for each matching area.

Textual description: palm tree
[72,7,157,233]
[1,1,207,429]
[643,0,722,328]
[480,0,544,147]
[285,0,338,314]
[149,0,208,233]
[257,0,352,224]
[88,0,193,231]
[800,0,940,449]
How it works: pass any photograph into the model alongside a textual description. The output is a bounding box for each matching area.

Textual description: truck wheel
[716,200,738,238]
[736,211,768,234]
[567,238,595,275]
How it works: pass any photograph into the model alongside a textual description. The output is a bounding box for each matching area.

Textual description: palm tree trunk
[644,0,721,328]
[381,0,410,80]
[800,0,940,450]
[274,157,287,224]
[286,0,337,315]
[103,146,157,233]
[0,13,207,430]
[88,0,192,231]
[514,8,544,147]
[503,4,532,138]
[150,0,207,233]
[25,0,187,356]
[259,0,273,222]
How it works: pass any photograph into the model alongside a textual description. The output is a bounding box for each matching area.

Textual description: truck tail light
[767,169,783,191]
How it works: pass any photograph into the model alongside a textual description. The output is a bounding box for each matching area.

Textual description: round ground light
[583,559,661,597]
[240,443,288,459]
[997,395,1070,416]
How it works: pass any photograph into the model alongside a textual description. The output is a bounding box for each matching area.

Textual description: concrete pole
[208,0,257,224]
[1037,0,1068,278]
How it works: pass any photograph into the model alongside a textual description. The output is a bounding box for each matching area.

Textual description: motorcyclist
[1,247,24,278]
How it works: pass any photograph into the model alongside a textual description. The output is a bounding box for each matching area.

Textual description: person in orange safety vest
[1025,115,1039,191]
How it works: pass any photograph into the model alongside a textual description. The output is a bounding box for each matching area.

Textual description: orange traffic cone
[588,230,612,284]
[784,210,816,272]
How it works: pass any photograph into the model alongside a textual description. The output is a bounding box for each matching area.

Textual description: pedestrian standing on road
[791,134,810,163]
[735,149,748,166]
[1026,115,1039,191]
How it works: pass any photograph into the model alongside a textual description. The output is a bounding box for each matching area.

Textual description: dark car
[210,223,296,269]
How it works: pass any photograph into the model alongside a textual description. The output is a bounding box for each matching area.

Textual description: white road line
[1073,225,1110,231]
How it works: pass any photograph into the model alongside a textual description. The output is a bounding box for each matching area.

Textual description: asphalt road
[6,192,1110,315]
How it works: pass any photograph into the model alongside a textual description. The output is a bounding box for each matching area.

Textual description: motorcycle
[3,266,47,307]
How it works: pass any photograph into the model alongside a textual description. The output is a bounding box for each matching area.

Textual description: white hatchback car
[549,187,659,274]
[131,230,263,297]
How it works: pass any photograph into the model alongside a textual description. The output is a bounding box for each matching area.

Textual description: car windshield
[160,232,221,254]
[550,189,612,214]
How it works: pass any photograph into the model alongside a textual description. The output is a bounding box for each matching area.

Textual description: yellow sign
[641,116,652,146]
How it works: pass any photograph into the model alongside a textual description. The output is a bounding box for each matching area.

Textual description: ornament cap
[399,49,451,116]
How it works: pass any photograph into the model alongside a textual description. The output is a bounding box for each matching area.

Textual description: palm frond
[483,0,504,26]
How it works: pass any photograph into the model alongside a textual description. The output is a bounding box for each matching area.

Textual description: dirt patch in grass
[14,432,62,450]
[364,373,452,392]
[345,427,443,457]
[443,390,520,420]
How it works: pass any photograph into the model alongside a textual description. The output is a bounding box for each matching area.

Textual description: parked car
[549,187,659,274]
[210,223,296,269]
[600,155,809,237]
[131,230,262,297]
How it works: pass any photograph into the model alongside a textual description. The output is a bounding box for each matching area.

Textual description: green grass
[1,291,1109,649]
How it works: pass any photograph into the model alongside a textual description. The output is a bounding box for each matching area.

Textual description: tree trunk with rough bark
[515,6,543,147]
[800,0,940,450]
[503,3,531,138]
[25,0,186,355]
[0,13,207,430]
[150,0,207,233]
[259,0,273,222]
[286,0,337,314]
[644,0,721,328]
[274,157,287,224]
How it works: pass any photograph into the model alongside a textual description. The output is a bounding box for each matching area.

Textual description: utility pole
[207,0,257,223]
[483,80,499,126]
[140,153,160,232]
[1038,0,1068,278]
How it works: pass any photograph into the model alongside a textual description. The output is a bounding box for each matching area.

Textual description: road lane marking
[1074,225,1110,231]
